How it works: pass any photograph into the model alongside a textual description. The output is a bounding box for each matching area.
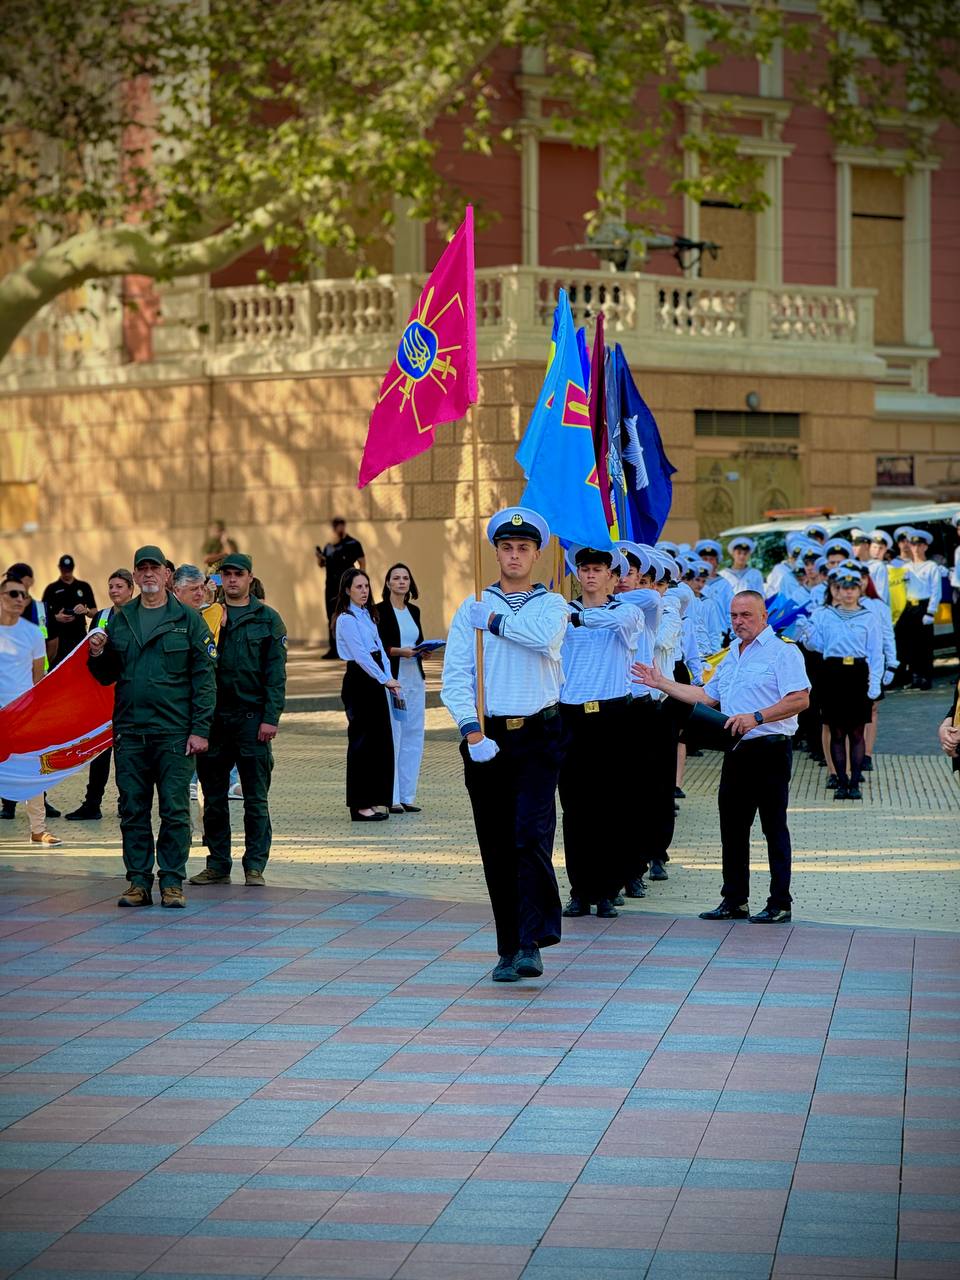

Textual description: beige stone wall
[0,365,879,639]
[868,417,960,494]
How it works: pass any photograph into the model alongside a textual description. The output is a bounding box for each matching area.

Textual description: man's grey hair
[731,590,765,607]
[172,563,205,589]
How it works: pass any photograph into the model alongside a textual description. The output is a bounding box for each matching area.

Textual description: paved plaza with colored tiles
[0,663,958,1279]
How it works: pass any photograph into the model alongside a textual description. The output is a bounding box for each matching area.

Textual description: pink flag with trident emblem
[357,207,477,488]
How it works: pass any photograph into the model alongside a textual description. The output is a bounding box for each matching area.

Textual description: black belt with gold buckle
[564,695,632,715]
[488,704,560,732]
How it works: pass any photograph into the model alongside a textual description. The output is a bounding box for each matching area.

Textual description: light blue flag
[516,290,611,549]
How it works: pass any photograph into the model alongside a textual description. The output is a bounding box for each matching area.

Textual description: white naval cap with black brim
[565,544,628,577]
[615,540,653,576]
[486,506,550,548]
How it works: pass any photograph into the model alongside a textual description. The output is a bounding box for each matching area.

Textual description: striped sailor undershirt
[501,590,535,613]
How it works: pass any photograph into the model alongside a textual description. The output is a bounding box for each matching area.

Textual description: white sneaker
[228,783,243,800]
[189,782,198,800]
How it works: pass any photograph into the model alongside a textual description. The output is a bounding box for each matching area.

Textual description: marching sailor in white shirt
[802,565,883,800]
[559,545,640,919]
[688,559,726,658]
[441,506,569,983]
[720,537,764,598]
[902,528,943,690]
[634,590,810,924]
[853,562,897,774]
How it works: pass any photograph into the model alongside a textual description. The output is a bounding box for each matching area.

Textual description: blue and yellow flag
[515,290,610,550]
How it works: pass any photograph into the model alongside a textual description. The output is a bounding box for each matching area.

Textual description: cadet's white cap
[487,506,549,548]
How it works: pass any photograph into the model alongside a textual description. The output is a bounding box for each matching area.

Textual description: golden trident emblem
[401,325,433,376]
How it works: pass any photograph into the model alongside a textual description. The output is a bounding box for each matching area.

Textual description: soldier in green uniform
[88,545,217,909]
[190,553,287,887]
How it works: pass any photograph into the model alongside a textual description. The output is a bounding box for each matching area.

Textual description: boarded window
[695,410,800,438]
[699,201,756,281]
[851,168,904,346]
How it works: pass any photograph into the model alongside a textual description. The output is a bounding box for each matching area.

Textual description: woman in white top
[378,564,428,814]
[334,569,400,821]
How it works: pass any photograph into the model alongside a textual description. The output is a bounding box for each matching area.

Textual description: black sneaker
[0,802,15,819]
[826,775,838,790]
[862,755,874,772]
[515,945,544,978]
[562,897,590,917]
[492,955,520,982]
[612,893,625,907]
[44,801,61,819]
[749,905,792,924]
[699,902,749,921]
[675,787,686,799]
[649,861,668,881]
[65,805,102,821]
[834,786,849,800]
[624,878,646,898]
[847,783,862,800]
[596,900,619,919]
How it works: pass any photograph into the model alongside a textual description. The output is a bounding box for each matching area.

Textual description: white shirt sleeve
[493,593,569,658]
[335,612,390,684]
[440,600,479,733]
[776,641,812,697]
[578,601,642,646]
[29,625,46,663]
[864,613,884,700]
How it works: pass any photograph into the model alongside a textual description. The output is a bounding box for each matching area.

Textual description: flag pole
[470,408,486,735]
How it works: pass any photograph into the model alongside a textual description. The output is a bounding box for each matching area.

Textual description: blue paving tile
[784,1190,899,1221]
[0,1230,62,1271]
[184,1219,314,1238]
[0,1141,79,1168]
[522,1246,655,1276]
[161,1076,274,1099]
[625,1089,721,1112]
[161,1023,263,1040]
[900,1193,960,1211]
[645,1252,774,1279]
[51,1142,181,1170]
[685,1159,794,1189]
[581,1156,690,1186]
[658,1034,743,1054]
[739,1036,823,1055]
[69,1074,183,1098]
[304,1222,427,1241]
[193,1100,334,1145]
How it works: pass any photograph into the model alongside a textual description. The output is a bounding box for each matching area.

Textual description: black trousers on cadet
[460,708,565,959]
[559,698,630,903]
[718,735,794,911]
[627,696,677,878]
[898,602,933,683]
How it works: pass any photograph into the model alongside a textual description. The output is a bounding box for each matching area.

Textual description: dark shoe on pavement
[44,801,61,819]
[160,885,186,908]
[562,897,590,917]
[649,860,668,881]
[699,901,749,921]
[826,775,838,790]
[350,809,389,822]
[188,867,231,884]
[0,799,14,818]
[846,784,862,800]
[244,870,266,886]
[749,905,792,924]
[624,877,646,898]
[612,892,625,907]
[388,805,404,813]
[675,787,685,799]
[515,945,544,978]
[862,755,873,772]
[492,955,520,982]
[834,786,849,800]
[118,884,152,908]
[917,678,932,691]
[321,651,338,660]
[65,804,102,821]
[401,804,422,813]
[596,899,619,919]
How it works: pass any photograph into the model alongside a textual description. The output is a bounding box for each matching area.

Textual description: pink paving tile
[321,1192,451,1225]
[810,1093,904,1117]
[771,1257,894,1277]
[272,1240,414,1278]
[897,1263,960,1280]
[791,1163,902,1192]
[26,1236,174,1272]
[0,1169,140,1214]
[211,1188,342,1220]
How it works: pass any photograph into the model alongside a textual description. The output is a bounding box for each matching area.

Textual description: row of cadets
[614,541,675,894]
[799,561,885,800]
[440,506,569,984]
[558,544,642,919]
[684,556,727,656]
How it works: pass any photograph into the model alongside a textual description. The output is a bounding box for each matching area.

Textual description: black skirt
[341,658,394,809]
[819,657,871,731]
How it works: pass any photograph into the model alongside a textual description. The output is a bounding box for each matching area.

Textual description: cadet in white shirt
[902,528,943,690]
[559,545,640,918]
[441,506,569,983]
[695,539,733,619]
[867,529,893,605]
[634,590,810,923]
[719,537,764,597]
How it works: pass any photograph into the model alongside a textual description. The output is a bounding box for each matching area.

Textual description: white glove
[467,736,499,763]
[882,669,894,687]
[469,601,492,631]
[922,614,935,626]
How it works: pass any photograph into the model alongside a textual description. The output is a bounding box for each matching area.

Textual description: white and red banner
[0,637,114,801]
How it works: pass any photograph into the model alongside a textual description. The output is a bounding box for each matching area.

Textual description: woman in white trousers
[377,564,427,813]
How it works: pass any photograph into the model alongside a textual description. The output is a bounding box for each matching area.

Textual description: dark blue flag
[611,344,676,543]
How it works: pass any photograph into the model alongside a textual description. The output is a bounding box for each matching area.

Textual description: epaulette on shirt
[780,635,796,644]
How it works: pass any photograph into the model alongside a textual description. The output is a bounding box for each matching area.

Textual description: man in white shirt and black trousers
[634,590,810,924]
[441,506,570,983]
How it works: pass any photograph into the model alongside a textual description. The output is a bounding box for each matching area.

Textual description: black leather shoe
[401,804,422,813]
[350,809,389,822]
[834,786,849,800]
[826,775,838,790]
[492,955,520,982]
[749,906,792,924]
[862,756,873,772]
[515,945,543,977]
[649,861,668,881]
[44,801,61,819]
[562,897,590,917]
[66,805,102,821]
[612,893,625,907]
[596,900,619,919]
[388,805,404,813]
[699,902,749,921]
[847,783,862,800]
[624,878,646,898]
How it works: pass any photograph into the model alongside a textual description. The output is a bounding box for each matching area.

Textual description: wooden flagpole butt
[470,409,486,735]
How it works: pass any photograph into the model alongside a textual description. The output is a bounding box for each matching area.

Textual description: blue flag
[516,290,610,550]
[610,344,676,543]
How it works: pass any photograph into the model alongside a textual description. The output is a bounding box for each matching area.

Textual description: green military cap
[133,544,165,567]
[221,552,253,572]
